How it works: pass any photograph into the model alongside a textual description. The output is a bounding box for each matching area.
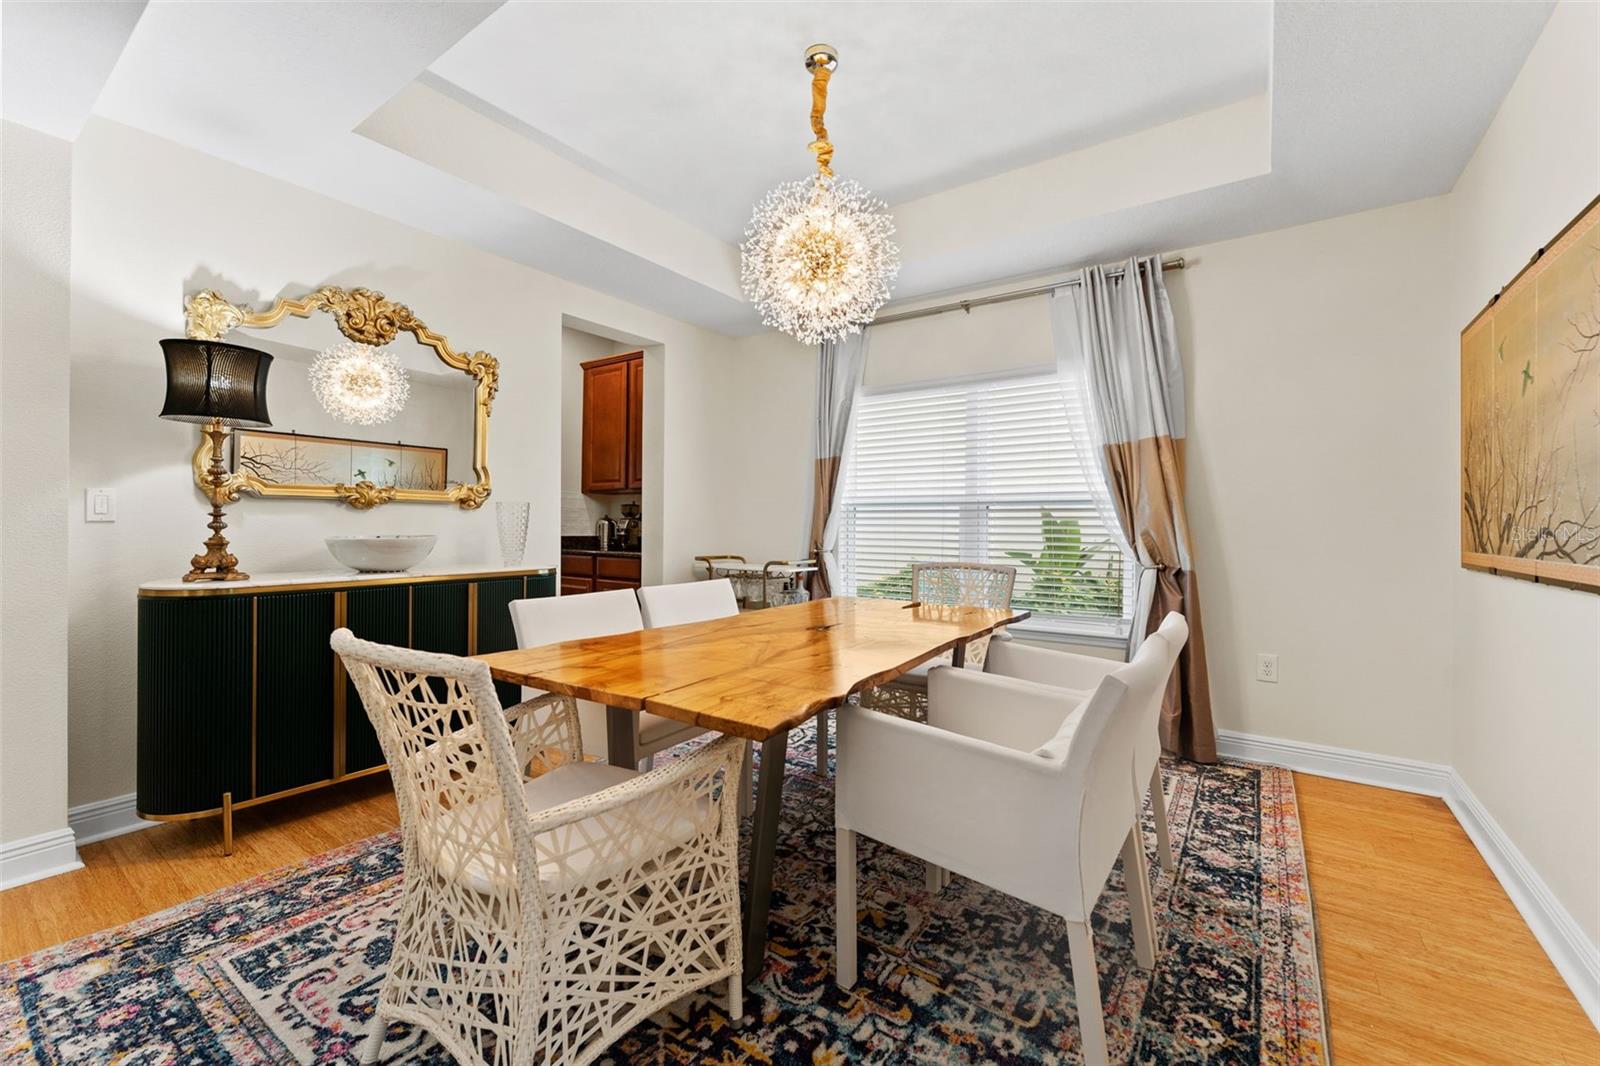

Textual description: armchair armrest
[502,691,584,771]
[926,666,1083,753]
[985,639,1117,693]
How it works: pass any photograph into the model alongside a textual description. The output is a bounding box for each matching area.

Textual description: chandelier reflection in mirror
[741,44,899,346]
[310,341,410,425]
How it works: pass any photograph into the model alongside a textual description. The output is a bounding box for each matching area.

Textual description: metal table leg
[951,637,968,669]
[605,705,637,769]
[743,729,789,985]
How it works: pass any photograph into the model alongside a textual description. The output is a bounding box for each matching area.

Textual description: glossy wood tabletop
[476,596,1028,741]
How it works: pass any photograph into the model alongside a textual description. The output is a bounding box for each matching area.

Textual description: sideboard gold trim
[138,765,392,827]
[138,567,555,598]
[184,286,498,511]
[332,591,349,778]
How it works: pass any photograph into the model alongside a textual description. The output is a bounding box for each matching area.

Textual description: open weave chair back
[911,561,1017,610]
[912,561,1016,668]
[332,628,744,1066]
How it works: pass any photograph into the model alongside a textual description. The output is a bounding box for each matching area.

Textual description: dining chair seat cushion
[418,762,707,895]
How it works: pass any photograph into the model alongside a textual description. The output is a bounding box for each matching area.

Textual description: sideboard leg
[222,792,234,856]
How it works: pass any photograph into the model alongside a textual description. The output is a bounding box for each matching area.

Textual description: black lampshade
[158,338,273,427]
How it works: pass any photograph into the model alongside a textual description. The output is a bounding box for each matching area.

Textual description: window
[839,371,1133,639]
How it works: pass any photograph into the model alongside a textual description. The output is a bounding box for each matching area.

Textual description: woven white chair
[332,629,744,1066]
[986,610,1190,872]
[855,561,1017,722]
[835,630,1176,1066]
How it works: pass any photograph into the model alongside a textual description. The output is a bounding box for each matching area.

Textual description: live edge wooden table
[476,595,1028,985]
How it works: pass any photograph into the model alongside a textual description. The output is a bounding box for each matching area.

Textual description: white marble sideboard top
[139,564,556,595]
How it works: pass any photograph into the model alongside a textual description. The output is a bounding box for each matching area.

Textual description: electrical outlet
[1256,653,1279,684]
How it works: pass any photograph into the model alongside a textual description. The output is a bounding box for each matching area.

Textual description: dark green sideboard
[137,568,555,851]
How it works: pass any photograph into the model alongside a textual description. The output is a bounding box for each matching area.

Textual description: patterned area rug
[0,723,1326,1064]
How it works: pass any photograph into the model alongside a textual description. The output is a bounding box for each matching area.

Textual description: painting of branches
[234,430,448,492]
[1461,195,1600,591]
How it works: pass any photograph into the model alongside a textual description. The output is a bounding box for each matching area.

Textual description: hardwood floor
[1294,773,1598,1064]
[0,776,400,960]
[1,771,1595,1062]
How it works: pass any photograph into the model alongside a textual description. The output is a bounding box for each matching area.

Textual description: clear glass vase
[496,501,530,567]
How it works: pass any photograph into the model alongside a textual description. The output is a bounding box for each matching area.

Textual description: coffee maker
[615,501,642,551]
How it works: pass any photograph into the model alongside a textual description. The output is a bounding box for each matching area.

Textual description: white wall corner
[68,792,148,847]
[1215,729,1452,796]
[0,828,82,890]
[1444,770,1600,1030]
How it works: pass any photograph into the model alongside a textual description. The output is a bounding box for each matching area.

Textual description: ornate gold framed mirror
[183,287,497,510]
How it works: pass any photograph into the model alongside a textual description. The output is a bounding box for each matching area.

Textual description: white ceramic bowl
[325,534,437,572]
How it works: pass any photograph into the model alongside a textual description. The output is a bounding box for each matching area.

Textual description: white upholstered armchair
[835,629,1181,1066]
[333,629,745,1066]
[986,611,1191,872]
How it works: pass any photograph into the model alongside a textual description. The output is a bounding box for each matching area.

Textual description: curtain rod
[870,255,1187,327]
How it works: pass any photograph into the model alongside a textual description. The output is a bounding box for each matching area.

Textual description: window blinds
[840,372,1131,635]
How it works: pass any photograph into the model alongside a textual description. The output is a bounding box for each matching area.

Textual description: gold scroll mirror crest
[184,287,497,510]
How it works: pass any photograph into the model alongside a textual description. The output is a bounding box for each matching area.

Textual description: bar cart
[693,555,819,610]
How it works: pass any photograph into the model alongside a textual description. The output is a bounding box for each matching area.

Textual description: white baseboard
[1219,728,1599,1030]
[0,828,82,890]
[1444,771,1600,1030]
[1215,729,1451,796]
[68,792,149,846]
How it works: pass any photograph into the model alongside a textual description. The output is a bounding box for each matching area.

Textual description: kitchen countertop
[561,536,641,559]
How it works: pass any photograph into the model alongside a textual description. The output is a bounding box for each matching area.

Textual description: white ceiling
[1,1,1557,336]
[428,2,1271,241]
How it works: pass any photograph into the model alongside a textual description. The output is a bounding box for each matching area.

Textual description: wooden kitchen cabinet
[581,351,644,494]
[626,355,644,491]
[560,551,640,595]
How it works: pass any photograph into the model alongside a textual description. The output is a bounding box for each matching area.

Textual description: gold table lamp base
[184,420,250,583]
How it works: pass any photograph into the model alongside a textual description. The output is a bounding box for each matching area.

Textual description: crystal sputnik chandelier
[741,44,899,347]
[309,341,410,426]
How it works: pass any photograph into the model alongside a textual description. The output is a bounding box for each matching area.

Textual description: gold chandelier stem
[809,63,834,178]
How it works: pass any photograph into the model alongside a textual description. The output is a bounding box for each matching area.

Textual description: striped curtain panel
[1050,257,1217,763]
[808,330,870,598]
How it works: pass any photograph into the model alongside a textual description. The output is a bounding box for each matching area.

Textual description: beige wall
[717,329,816,563]
[66,119,741,808]
[1444,0,1600,945]
[0,122,73,848]
[1167,196,1457,761]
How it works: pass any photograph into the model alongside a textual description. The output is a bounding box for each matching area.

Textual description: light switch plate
[85,487,117,522]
